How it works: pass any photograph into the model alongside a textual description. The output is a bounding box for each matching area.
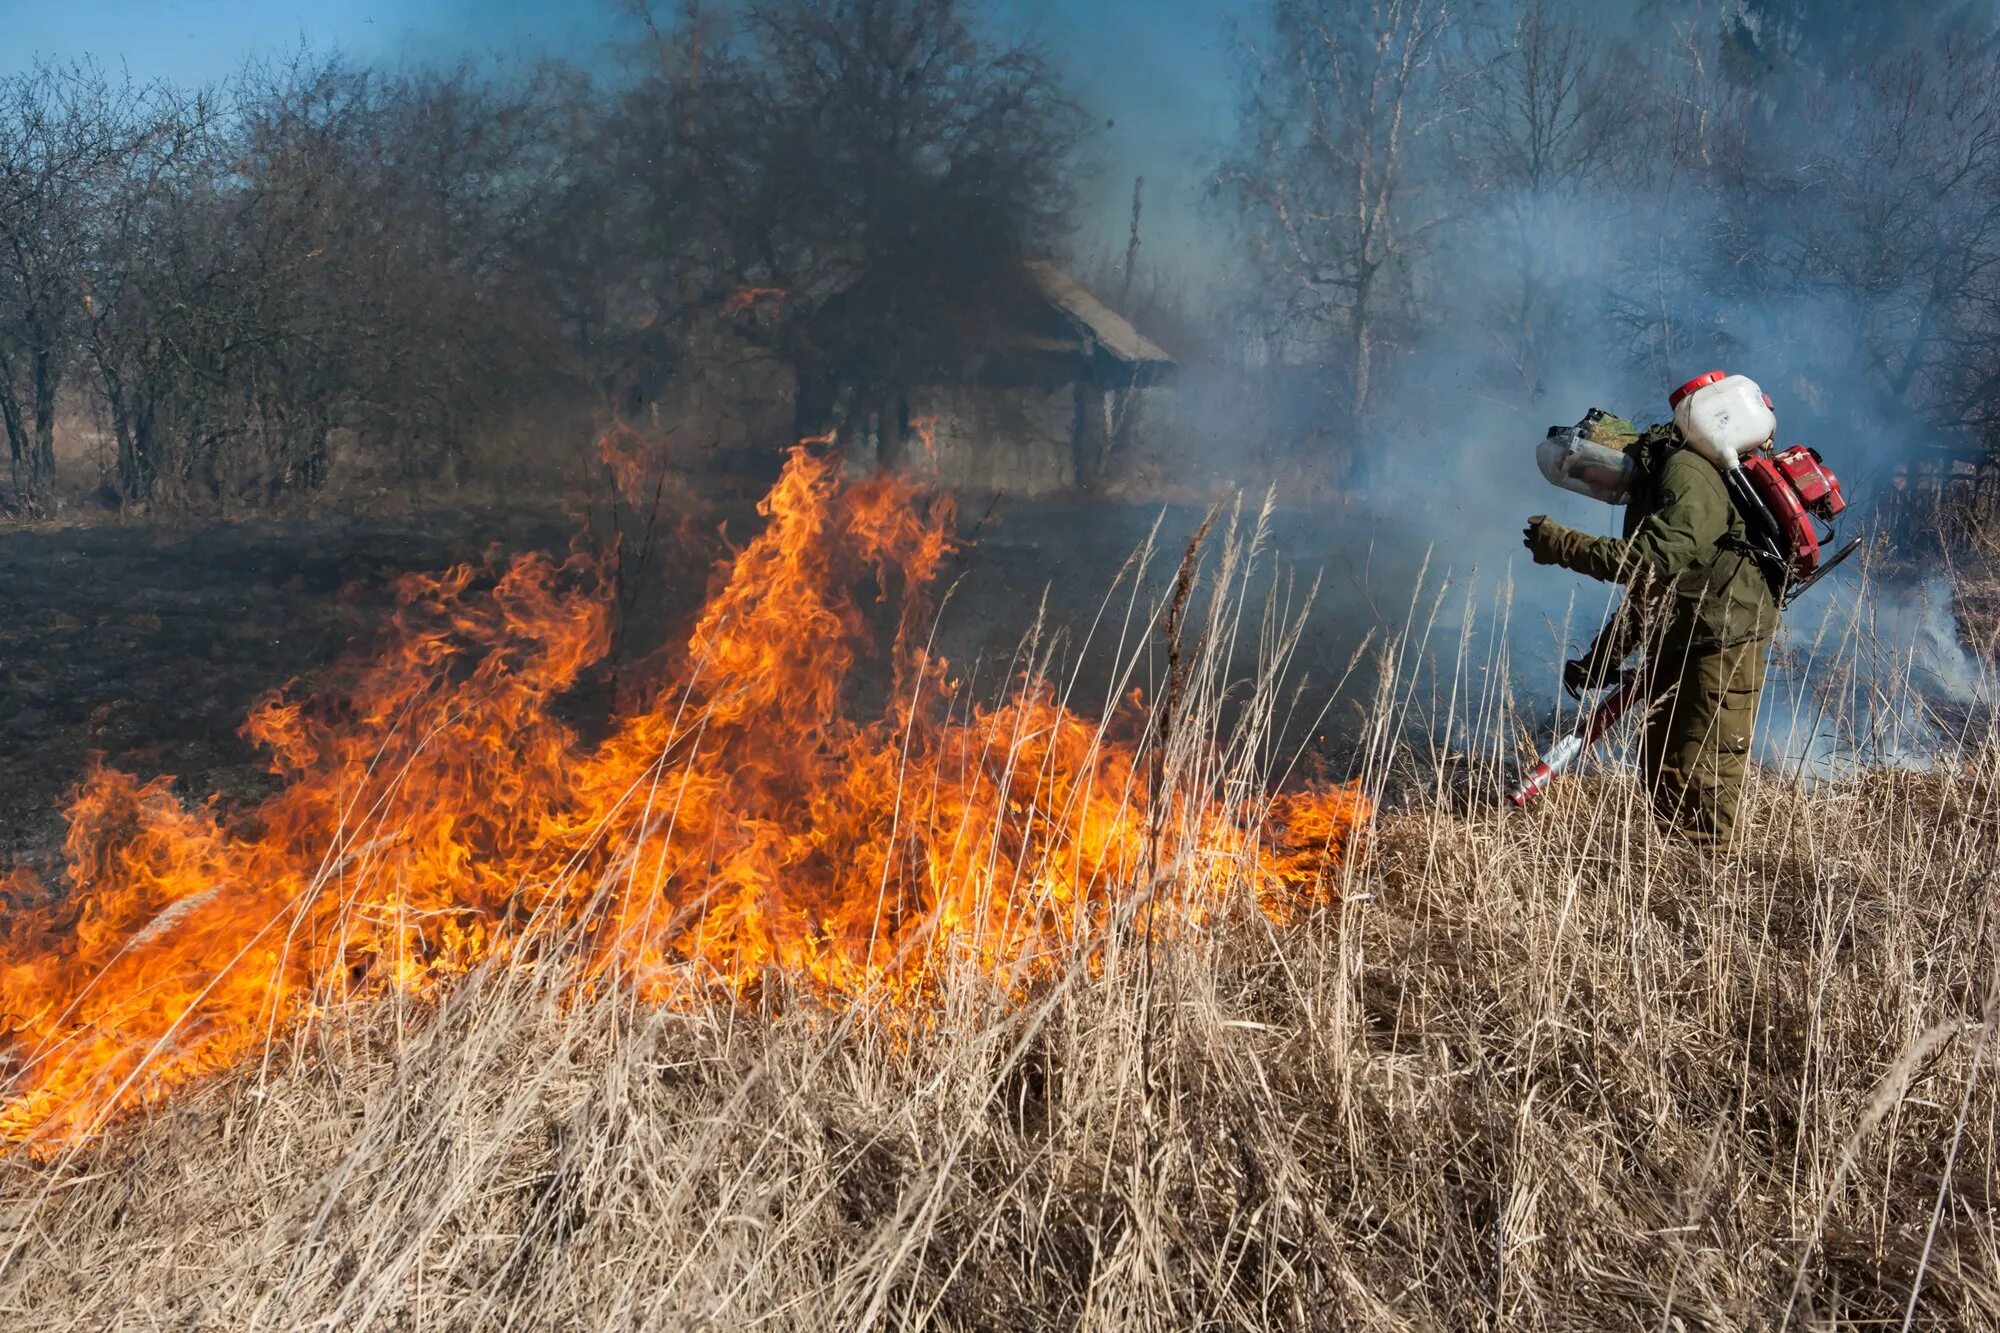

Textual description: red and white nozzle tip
[1509,761,1558,808]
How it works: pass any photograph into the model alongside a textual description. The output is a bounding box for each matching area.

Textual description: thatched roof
[801,258,1177,389]
[1022,261,1174,369]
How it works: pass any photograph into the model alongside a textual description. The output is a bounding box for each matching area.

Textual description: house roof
[1023,261,1175,367]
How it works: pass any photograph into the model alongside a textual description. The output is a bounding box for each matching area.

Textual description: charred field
[0,483,1408,869]
[0,505,579,864]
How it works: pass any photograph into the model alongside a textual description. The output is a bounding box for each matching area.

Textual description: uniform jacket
[1540,422,1780,664]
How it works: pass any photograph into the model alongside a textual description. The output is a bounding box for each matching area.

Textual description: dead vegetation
[0,658,1995,1328]
[0,448,1991,1328]
[1949,520,2000,673]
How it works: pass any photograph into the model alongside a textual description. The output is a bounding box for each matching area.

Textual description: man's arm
[1532,460,1726,589]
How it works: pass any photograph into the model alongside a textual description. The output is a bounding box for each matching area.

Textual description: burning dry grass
[0,448,1363,1151]
[2,750,1996,1328]
[1,452,1997,1327]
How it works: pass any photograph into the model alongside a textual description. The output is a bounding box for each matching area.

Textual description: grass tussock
[2,743,1997,1330]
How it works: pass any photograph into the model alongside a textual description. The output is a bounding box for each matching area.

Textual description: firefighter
[1521,410,1780,844]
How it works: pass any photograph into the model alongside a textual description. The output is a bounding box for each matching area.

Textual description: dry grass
[2,542,1998,1330]
[1950,527,2000,672]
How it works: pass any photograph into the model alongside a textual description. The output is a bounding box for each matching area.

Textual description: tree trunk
[1351,316,1375,427]
[31,348,58,496]
[0,382,27,501]
[99,359,143,502]
[300,423,330,491]
[0,341,33,507]
[872,390,908,474]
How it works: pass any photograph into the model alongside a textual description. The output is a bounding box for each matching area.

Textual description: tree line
[1221,0,2000,496]
[2,0,1996,515]
[0,0,1079,514]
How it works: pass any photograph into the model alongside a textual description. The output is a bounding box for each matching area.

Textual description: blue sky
[0,0,1248,263]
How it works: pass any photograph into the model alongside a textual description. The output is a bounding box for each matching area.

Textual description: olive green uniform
[1533,422,1780,843]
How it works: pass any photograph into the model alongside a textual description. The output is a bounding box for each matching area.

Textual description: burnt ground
[0,505,576,864]
[0,485,1447,871]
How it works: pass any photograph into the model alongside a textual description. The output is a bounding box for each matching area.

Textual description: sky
[0,0,1248,264]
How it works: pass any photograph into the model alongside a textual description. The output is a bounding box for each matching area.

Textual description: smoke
[1757,572,1998,777]
[1080,0,2000,778]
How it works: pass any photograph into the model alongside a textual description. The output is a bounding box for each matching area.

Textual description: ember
[0,449,1366,1151]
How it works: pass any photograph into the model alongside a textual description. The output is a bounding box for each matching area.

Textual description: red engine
[1738,446,1847,579]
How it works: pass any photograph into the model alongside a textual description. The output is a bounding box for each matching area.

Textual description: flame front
[0,449,1367,1150]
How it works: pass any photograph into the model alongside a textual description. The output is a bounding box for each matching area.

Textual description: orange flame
[597,425,653,503]
[910,415,940,469]
[0,449,1367,1151]
[723,287,788,316]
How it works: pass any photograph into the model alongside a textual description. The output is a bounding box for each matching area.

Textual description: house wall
[902,384,1078,494]
[613,321,1172,496]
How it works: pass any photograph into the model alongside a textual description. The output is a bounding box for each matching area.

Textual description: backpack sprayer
[1667,370,1862,608]
[1510,371,1860,808]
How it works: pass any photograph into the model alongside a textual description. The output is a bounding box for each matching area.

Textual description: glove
[1564,641,1630,696]
[1522,515,1566,566]
[1562,657,1596,697]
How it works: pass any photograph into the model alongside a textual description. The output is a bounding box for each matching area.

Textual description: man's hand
[1523,515,1567,566]
[1562,657,1595,696]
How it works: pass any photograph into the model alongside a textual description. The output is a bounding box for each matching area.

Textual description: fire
[722,287,788,316]
[598,424,652,498]
[911,415,940,468]
[0,449,1367,1151]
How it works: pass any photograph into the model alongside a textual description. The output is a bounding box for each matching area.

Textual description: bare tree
[1775,46,2000,443]
[624,0,1083,460]
[79,56,594,508]
[1224,0,1469,441]
[77,84,221,503]
[1464,0,1634,390]
[0,64,162,512]
[0,6,1080,514]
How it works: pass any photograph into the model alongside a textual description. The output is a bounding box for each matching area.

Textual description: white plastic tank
[1670,371,1775,470]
